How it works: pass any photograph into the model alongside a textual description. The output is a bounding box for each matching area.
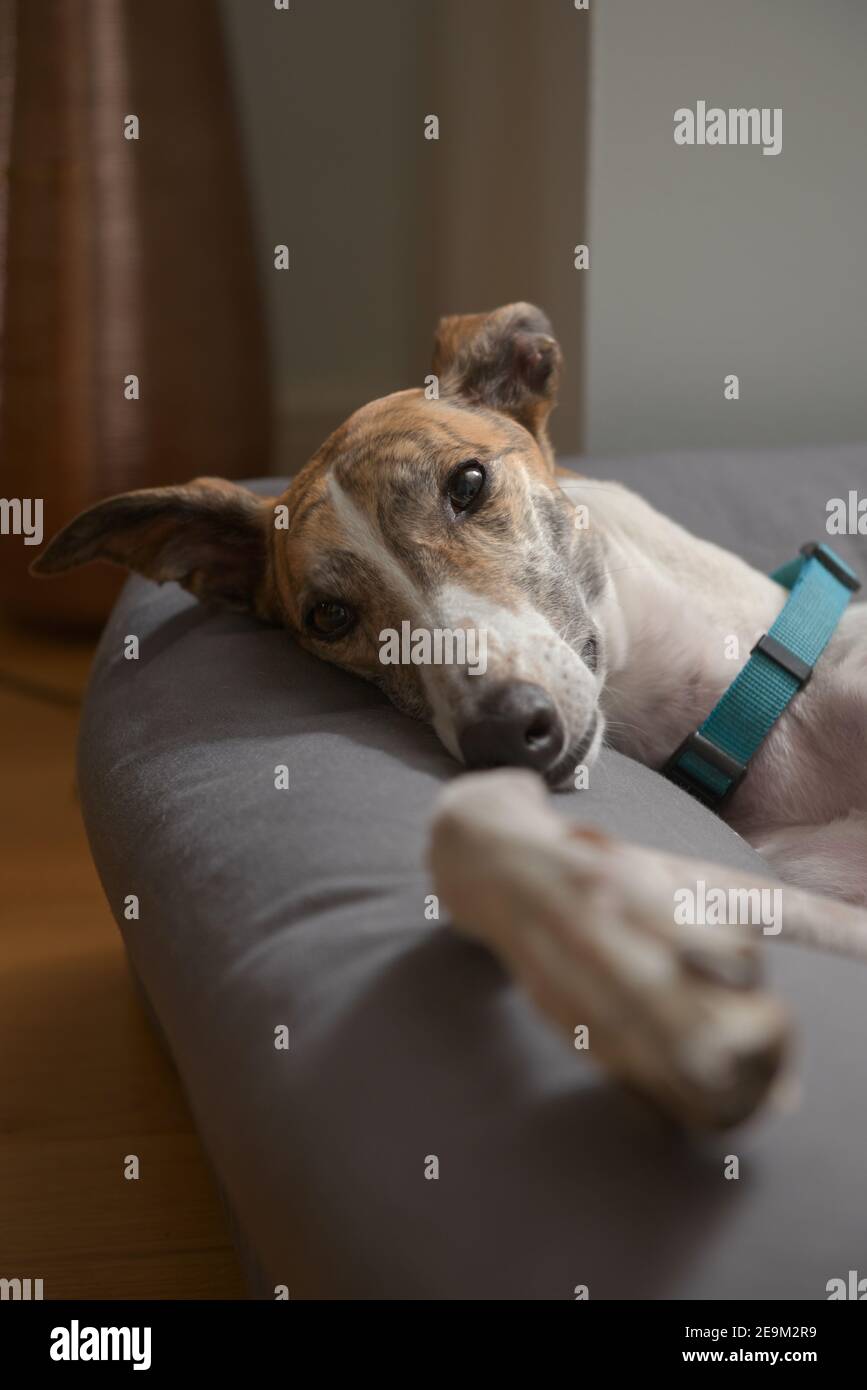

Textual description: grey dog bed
[78,444,867,1299]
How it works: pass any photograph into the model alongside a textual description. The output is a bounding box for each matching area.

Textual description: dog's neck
[562,477,785,769]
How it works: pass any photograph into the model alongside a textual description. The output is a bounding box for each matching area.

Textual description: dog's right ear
[30,477,276,613]
[431,302,561,467]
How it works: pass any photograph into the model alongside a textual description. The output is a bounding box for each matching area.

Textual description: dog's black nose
[459,682,564,773]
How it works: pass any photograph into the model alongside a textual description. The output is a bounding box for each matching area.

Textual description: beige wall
[219,0,589,471]
[586,0,867,456]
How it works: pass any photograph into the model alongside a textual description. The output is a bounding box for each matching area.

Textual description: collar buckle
[751,633,813,686]
[800,541,861,593]
[662,731,747,811]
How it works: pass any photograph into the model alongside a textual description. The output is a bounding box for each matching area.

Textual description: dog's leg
[428,771,867,1130]
[751,813,867,911]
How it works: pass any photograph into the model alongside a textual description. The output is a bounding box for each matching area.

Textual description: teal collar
[663,542,861,811]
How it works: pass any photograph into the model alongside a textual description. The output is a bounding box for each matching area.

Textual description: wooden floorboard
[0,620,245,1300]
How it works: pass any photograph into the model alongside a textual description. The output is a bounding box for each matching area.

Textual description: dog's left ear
[432,302,561,466]
[30,477,276,614]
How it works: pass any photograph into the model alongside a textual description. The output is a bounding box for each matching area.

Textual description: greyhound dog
[34,303,867,1128]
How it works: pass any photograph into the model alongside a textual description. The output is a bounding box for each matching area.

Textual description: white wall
[586,0,867,456]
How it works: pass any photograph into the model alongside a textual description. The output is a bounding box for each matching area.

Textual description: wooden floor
[0,620,245,1299]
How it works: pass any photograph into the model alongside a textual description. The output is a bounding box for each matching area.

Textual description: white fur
[421,582,600,763]
[327,475,425,614]
[560,476,867,906]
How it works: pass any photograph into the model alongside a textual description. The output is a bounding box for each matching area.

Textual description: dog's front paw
[429,771,792,1130]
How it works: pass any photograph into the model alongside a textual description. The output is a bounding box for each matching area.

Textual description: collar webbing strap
[663,542,861,810]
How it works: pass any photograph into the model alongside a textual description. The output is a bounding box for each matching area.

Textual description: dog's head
[34,303,608,786]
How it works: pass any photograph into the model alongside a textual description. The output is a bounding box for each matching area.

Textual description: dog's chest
[729,617,867,833]
[602,596,867,835]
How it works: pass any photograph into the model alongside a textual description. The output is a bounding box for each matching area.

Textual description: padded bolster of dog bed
[78,451,867,1299]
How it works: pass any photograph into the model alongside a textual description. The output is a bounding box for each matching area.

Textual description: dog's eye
[447,461,485,512]
[307,600,355,639]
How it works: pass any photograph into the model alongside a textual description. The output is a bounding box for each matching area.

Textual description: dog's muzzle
[458,681,566,776]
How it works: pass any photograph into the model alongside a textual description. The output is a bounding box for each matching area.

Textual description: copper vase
[0,0,270,630]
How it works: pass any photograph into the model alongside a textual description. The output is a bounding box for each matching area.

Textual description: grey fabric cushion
[589,443,867,579]
[78,444,867,1299]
